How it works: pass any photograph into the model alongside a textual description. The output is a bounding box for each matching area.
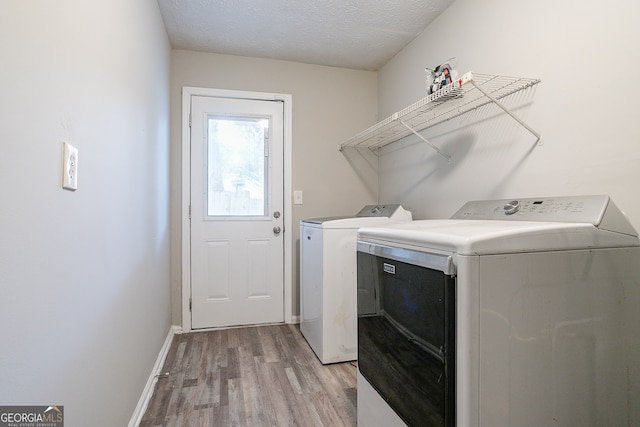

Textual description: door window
[207,115,269,217]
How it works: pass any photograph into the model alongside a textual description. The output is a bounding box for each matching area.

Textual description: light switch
[294,190,303,205]
[62,142,78,191]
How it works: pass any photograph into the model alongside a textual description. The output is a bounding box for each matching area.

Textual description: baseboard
[128,325,181,427]
[290,315,300,324]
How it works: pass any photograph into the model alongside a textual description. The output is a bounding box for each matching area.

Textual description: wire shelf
[339,72,541,156]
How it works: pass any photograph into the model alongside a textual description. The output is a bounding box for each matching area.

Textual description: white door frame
[181,86,293,331]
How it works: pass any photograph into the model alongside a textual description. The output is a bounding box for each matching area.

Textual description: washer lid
[358,219,640,256]
[358,195,639,255]
[301,216,351,225]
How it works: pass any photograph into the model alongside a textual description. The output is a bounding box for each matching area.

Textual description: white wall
[0,1,171,425]
[170,50,378,323]
[377,0,640,226]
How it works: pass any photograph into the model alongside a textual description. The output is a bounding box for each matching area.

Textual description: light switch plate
[293,190,303,205]
[62,142,78,191]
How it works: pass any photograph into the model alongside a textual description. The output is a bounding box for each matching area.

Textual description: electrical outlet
[62,142,78,191]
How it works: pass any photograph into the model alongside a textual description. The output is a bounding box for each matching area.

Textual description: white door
[190,95,284,329]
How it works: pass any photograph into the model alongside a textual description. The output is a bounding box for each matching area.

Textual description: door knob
[273,226,281,235]
[273,211,281,219]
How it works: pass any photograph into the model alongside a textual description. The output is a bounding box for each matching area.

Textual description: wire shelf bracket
[338,72,541,159]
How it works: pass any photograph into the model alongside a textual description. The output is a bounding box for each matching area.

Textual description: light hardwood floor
[140,324,357,426]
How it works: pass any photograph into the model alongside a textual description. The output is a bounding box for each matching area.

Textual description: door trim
[181,86,293,331]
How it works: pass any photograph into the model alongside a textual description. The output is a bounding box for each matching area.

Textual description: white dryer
[300,204,412,364]
[356,195,640,426]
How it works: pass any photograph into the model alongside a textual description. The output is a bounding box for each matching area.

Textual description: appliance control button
[504,200,521,215]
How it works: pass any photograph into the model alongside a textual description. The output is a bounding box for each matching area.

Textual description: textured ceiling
[157,0,455,70]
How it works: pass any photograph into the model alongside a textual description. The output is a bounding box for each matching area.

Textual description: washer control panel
[356,204,407,218]
[451,195,614,224]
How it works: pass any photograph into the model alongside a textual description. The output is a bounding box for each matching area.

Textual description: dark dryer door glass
[357,251,456,427]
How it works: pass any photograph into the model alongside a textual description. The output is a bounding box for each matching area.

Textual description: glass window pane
[207,115,268,217]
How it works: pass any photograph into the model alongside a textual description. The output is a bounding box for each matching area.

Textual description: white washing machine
[300,204,412,364]
[356,195,640,426]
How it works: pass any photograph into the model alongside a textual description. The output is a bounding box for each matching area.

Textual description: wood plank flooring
[140,324,357,427]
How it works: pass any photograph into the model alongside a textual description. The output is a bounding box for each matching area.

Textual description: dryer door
[357,248,456,427]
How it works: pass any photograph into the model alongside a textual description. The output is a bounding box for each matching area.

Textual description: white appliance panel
[473,248,640,426]
[300,205,412,364]
[357,371,407,427]
[300,225,323,352]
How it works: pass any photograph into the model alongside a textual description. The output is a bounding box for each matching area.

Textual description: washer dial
[504,200,521,215]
